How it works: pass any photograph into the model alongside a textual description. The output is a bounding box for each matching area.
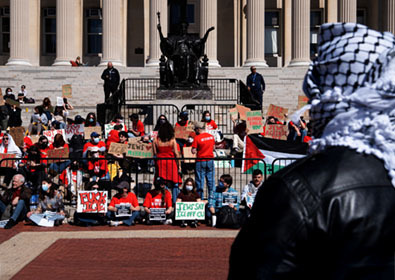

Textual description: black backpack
[216,206,240,229]
[69,134,85,158]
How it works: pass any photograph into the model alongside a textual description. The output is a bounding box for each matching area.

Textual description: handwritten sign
[84,126,102,140]
[266,104,288,121]
[264,124,288,140]
[183,147,196,163]
[65,124,84,141]
[9,127,25,147]
[47,147,69,163]
[149,208,166,221]
[43,129,66,144]
[175,202,205,220]
[236,104,251,121]
[229,107,238,121]
[0,153,16,168]
[104,123,127,138]
[298,95,310,120]
[222,192,239,206]
[246,111,263,134]
[108,142,128,155]
[127,142,153,158]
[175,126,194,140]
[77,191,108,213]
[62,84,72,98]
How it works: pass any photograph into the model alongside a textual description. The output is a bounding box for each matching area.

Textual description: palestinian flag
[243,134,308,174]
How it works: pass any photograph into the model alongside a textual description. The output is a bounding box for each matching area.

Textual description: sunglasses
[3,138,9,140]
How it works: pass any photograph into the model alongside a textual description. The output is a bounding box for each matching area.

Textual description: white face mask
[186,185,193,191]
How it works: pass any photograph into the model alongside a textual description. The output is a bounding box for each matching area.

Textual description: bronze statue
[157,12,214,89]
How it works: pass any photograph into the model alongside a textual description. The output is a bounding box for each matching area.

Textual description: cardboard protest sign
[236,104,251,121]
[47,147,69,164]
[9,127,25,147]
[84,126,102,140]
[6,98,20,108]
[77,191,108,213]
[264,124,288,140]
[175,202,205,220]
[175,126,194,140]
[0,88,4,106]
[266,104,288,121]
[0,153,16,168]
[222,192,239,206]
[65,124,84,141]
[56,97,64,107]
[183,147,196,163]
[104,123,127,138]
[298,95,310,120]
[62,84,72,98]
[150,131,158,140]
[246,111,264,134]
[43,129,66,144]
[127,142,153,158]
[229,107,238,121]
[149,208,166,221]
[128,137,142,144]
[108,142,128,155]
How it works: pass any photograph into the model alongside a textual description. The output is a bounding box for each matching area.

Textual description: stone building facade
[0,0,393,68]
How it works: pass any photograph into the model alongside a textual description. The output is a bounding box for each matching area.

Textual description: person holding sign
[143,177,173,225]
[191,122,215,200]
[0,174,31,229]
[176,178,202,228]
[27,178,65,227]
[240,169,264,220]
[153,122,182,202]
[83,132,106,158]
[48,134,70,175]
[107,181,140,227]
[28,106,49,135]
[208,174,240,228]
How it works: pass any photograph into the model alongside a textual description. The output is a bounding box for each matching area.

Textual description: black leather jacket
[229,147,395,280]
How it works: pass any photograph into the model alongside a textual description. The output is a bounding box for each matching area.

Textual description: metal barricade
[270,158,300,174]
[122,78,160,101]
[207,79,239,101]
[122,104,180,131]
[181,104,236,135]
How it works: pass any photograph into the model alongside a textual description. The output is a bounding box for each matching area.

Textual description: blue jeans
[195,160,215,201]
[49,160,71,174]
[171,184,180,204]
[0,200,28,222]
[106,210,140,226]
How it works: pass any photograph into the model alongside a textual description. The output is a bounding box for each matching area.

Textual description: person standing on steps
[101,62,120,104]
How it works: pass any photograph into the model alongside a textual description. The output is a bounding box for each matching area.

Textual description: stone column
[326,0,338,22]
[338,0,356,23]
[384,0,395,34]
[53,0,83,66]
[283,0,292,66]
[7,0,40,66]
[243,0,267,67]
[289,0,310,67]
[99,0,127,66]
[200,0,220,67]
[146,0,167,67]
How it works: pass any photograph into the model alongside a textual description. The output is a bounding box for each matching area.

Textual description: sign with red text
[175,126,194,140]
[246,111,263,134]
[236,104,251,121]
[43,129,66,144]
[266,104,288,122]
[127,142,153,158]
[77,191,108,213]
[0,153,16,168]
[47,147,69,164]
[65,124,84,141]
[264,125,288,140]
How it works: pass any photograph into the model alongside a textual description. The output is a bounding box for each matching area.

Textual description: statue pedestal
[156,88,212,100]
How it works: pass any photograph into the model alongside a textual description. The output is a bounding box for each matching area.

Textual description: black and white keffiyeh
[303,23,395,186]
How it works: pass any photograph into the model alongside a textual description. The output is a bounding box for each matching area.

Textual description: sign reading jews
[175,202,205,220]
[77,191,108,213]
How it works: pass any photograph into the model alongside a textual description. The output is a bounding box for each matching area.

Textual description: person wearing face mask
[153,114,169,132]
[143,177,174,225]
[84,113,99,127]
[207,174,239,228]
[27,178,65,227]
[176,178,201,228]
[201,111,218,131]
[59,160,84,200]
[87,146,109,182]
[83,132,106,158]
[107,181,141,227]
[34,136,50,165]
[28,106,48,135]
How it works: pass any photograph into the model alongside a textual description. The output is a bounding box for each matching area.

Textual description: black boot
[4,219,17,229]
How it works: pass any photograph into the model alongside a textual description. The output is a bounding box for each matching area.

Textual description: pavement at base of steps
[0,229,238,280]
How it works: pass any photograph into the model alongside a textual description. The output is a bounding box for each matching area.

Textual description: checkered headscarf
[303,23,395,186]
